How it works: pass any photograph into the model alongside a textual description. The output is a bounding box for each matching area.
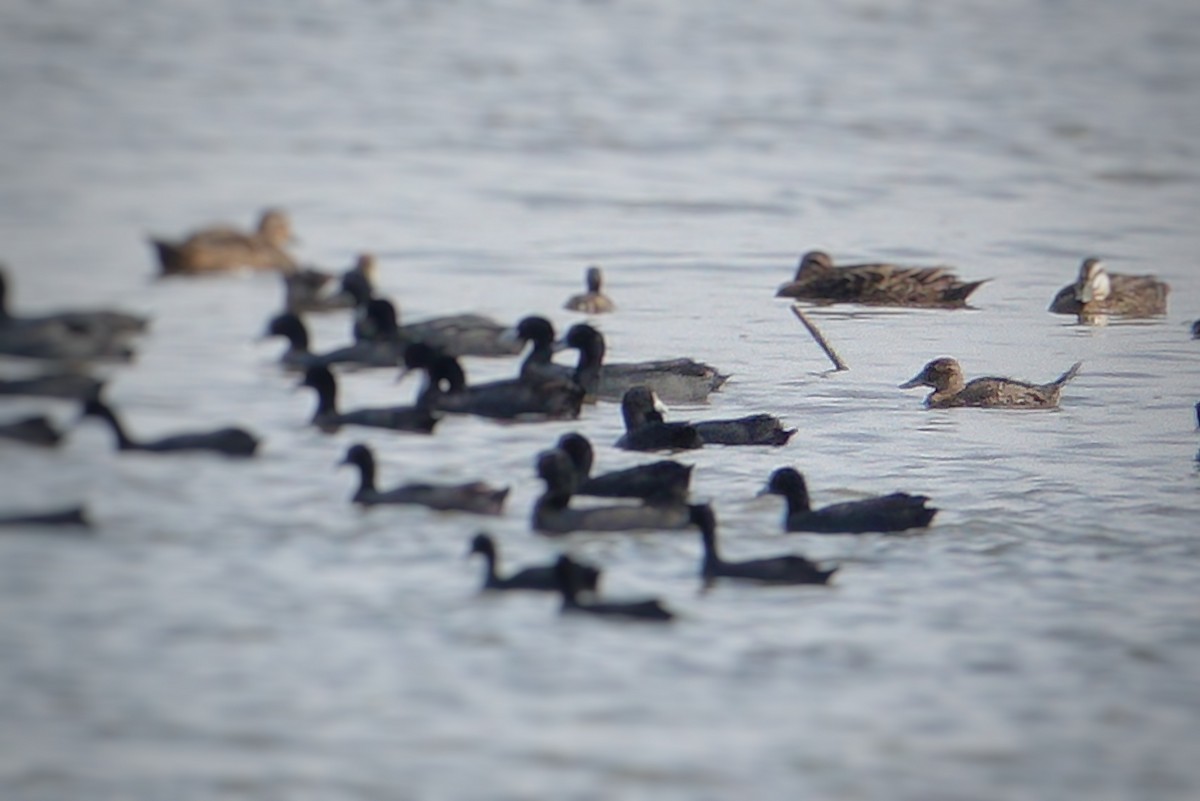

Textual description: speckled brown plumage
[776,250,988,308]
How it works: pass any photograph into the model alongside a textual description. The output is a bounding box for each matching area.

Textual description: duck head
[1075,257,1111,303]
[899,357,965,393]
[793,250,835,280]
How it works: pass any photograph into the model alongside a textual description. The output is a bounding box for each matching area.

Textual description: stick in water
[790,304,848,371]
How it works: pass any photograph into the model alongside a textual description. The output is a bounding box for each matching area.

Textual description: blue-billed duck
[900,357,1082,409]
[80,396,259,457]
[532,448,691,535]
[1048,257,1169,318]
[761,467,936,534]
[554,555,674,622]
[615,386,793,450]
[564,266,616,314]
[299,366,438,434]
[340,443,508,514]
[689,503,836,585]
[150,208,296,276]
[468,532,601,593]
[556,432,692,504]
[402,342,584,422]
[776,250,988,308]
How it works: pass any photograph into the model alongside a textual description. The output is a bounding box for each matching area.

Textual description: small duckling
[554,555,674,622]
[760,468,936,534]
[689,504,836,585]
[556,432,692,504]
[468,532,601,593]
[564,266,616,314]
[532,448,691,535]
[150,208,296,275]
[900,357,1082,409]
[0,414,62,447]
[79,396,259,457]
[616,386,793,450]
[340,443,508,514]
[1049,257,1168,318]
[776,250,989,308]
[299,366,438,434]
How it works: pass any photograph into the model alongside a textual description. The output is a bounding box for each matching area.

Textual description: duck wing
[789,493,936,533]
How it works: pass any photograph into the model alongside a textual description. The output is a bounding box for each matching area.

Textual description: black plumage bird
[80,396,258,457]
[689,503,836,585]
[760,467,936,533]
[468,532,600,592]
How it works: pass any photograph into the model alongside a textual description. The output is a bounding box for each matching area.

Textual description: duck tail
[1054,361,1083,387]
[945,278,991,303]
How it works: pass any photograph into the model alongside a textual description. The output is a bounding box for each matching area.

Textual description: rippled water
[2,1,1199,799]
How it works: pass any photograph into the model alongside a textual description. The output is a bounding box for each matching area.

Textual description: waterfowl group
[5,205,1186,632]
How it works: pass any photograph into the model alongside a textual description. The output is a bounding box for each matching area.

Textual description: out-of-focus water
[2,1,1199,798]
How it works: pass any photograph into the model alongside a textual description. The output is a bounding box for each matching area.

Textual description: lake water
[2,1,1199,799]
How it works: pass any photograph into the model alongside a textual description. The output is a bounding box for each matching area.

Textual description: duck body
[531,448,691,534]
[341,443,507,514]
[564,266,616,314]
[80,397,259,457]
[0,505,90,528]
[776,250,988,308]
[1048,257,1168,318]
[555,555,674,622]
[300,366,438,434]
[0,267,148,344]
[151,208,296,275]
[900,357,1082,409]
[690,504,835,585]
[762,467,936,534]
[0,372,103,400]
[0,414,62,447]
[692,414,795,446]
[557,432,692,504]
[469,532,601,592]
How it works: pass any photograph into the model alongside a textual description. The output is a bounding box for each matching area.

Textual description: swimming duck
[689,503,836,585]
[0,371,103,400]
[0,505,91,529]
[554,555,674,622]
[339,264,520,358]
[1048,257,1169,318]
[776,250,988,308]
[613,386,703,451]
[282,253,375,314]
[80,395,259,456]
[900,357,1082,409]
[560,324,729,404]
[468,532,601,592]
[564,266,616,314]
[0,267,148,342]
[556,432,692,504]
[532,448,691,535]
[150,208,297,276]
[0,414,62,447]
[616,386,794,450]
[298,366,438,434]
[339,443,508,514]
[761,467,937,534]
[402,342,584,422]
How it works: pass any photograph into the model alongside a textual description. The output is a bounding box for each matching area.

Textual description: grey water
[2,1,1199,799]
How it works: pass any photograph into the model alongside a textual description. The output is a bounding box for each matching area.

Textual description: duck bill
[898,373,925,389]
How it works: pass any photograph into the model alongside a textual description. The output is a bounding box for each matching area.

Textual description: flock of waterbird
[1,208,1185,621]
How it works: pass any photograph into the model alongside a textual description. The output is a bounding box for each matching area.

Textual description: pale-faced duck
[1048,257,1169,319]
